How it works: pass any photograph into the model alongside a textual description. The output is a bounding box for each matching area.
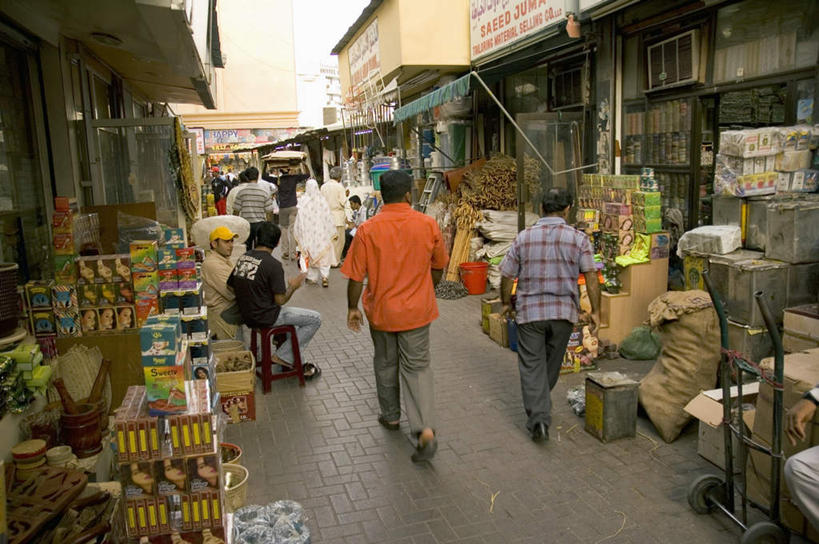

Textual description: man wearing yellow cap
[202,226,239,339]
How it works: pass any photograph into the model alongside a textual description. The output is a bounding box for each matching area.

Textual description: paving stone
[224,265,740,542]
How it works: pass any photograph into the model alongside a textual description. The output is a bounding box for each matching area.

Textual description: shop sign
[470,0,568,61]
[579,0,611,10]
[348,19,380,96]
[190,127,205,155]
[203,129,294,152]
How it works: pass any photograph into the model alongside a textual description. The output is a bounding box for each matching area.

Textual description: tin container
[709,253,789,327]
[585,372,639,442]
[712,196,745,227]
[765,201,819,263]
[745,196,774,250]
[787,262,819,309]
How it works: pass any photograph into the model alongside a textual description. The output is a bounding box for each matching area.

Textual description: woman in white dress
[294,179,337,287]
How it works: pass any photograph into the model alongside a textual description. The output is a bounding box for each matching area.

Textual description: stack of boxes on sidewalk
[688,124,819,363]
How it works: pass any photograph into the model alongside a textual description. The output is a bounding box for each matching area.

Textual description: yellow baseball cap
[209,226,238,242]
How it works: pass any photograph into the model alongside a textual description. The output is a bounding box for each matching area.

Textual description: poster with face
[187,455,220,493]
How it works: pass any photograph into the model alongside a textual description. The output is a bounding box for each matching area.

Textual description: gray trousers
[516,319,574,432]
[785,446,819,529]
[278,206,298,257]
[370,324,435,436]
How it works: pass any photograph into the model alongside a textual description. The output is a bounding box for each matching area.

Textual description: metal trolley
[687,270,788,544]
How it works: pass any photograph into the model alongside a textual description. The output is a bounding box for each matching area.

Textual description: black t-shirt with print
[227,250,286,328]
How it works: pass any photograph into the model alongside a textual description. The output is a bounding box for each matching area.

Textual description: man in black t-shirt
[228,222,321,377]
[275,165,310,260]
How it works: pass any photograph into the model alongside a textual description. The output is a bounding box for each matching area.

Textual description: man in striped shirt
[500,187,600,443]
[234,166,275,250]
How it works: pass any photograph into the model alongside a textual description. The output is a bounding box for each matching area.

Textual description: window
[714,0,819,83]
[91,73,112,119]
[0,40,49,281]
[504,64,550,155]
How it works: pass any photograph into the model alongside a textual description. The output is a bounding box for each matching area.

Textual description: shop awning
[392,73,472,123]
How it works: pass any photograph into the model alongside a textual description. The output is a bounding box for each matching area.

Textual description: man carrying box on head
[202,226,239,340]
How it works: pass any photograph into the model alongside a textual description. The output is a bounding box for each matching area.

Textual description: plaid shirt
[499,217,595,325]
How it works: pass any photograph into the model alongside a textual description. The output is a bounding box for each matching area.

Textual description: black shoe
[411,436,438,462]
[531,422,549,443]
[377,415,399,431]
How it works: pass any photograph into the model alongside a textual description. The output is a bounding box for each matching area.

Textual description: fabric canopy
[392,73,472,124]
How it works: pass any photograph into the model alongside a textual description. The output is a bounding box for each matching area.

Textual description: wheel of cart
[686,270,788,544]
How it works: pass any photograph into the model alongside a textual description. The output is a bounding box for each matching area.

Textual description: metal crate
[709,253,789,327]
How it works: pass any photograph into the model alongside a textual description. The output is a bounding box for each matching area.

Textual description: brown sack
[639,290,721,442]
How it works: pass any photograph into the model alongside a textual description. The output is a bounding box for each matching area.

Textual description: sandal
[303,363,321,380]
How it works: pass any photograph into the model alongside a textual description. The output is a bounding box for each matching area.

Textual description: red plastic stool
[250,325,305,393]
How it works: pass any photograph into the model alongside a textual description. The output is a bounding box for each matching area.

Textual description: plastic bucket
[459,262,489,295]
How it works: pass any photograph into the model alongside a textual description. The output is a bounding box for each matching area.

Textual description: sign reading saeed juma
[470,0,567,61]
[349,19,380,96]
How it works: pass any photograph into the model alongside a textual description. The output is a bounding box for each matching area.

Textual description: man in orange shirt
[342,170,449,462]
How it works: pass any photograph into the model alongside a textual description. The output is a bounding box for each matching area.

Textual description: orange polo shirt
[341,203,449,332]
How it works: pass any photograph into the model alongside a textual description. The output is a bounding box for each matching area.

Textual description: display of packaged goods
[186,454,220,493]
[51,210,73,233]
[144,364,187,416]
[156,457,187,495]
[54,255,77,284]
[178,269,198,290]
[175,248,196,269]
[765,201,819,264]
[145,314,183,338]
[95,257,115,284]
[114,255,132,283]
[142,341,187,368]
[136,297,160,327]
[31,311,55,335]
[123,461,156,498]
[163,228,186,248]
[719,128,780,158]
[735,172,777,197]
[159,270,179,291]
[55,312,81,337]
[162,286,204,315]
[116,283,135,304]
[632,205,662,219]
[776,150,813,172]
[80,308,98,333]
[634,216,662,234]
[26,281,54,309]
[0,343,41,367]
[778,169,819,193]
[604,203,632,215]
[116,306,136,330]
[51,284,78,312]
[601,214,633,233]
[157,249,178,271]
[140,322,182,357]
[98,283,117,306]
[97,307,116,331]
[53,233,75,255]
[130,241,159,273]
[134,271,160,296]
[54,196,77,211]
[77,257,96,285]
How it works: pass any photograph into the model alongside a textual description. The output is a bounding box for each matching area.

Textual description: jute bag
[639,290,721,443]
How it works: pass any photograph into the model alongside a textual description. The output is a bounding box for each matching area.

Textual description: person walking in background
[321,166,347,267]
[210,167,229,215]
[275,164,310,260]
[294,179,337,288]
[228,222,321,379]
[201,226,239,340]
[233,166,275,250]
[341,195,366,261]
[342,170,449,462]
[225,170,249,216]
[499,187,600,443]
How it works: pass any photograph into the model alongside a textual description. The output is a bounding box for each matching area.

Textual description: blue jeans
[272,306,321,365]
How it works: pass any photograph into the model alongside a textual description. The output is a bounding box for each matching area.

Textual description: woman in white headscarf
[294,179,338,287]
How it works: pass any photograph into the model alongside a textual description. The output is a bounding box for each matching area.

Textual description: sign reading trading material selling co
[470,0,568,61]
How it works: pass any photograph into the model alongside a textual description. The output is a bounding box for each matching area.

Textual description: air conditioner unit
[646,29,700,91]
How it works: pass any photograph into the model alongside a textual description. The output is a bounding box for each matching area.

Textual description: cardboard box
[488,313,508,347]
[631,191,661,207]
[175,248,196,269]
[783,331,819,352]
[155,458,187,495]
[98,283,117,307]
[784,304,819,341]
[602,213,634,233]
[633,216,662,234]
[140,323,181,356]
[186,454,220,493]
[133,272,159,298]
[220,391,256,423]
[684,383,758,472]
[604,203,632,215]
[157,249,178,271]
[684,254,707,290]
[122,461,156,498]
[649,231,670,260]
[163,228,186,248]
[632,205,662,219]
[143,365,187,416]
[481,297,502,334]
[130,241,159,273]
[159,269,179,291]
[135,297,160,327]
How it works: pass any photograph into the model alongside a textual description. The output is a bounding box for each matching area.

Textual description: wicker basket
[223,463,248,512]
[211,340,244,352]
[220,442,243,466]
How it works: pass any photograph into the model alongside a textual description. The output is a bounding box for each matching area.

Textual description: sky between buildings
[293,0,371,74]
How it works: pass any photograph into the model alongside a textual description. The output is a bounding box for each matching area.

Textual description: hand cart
[687,270,788,544]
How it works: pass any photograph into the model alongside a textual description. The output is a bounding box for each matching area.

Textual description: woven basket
[223,463,248,512]
[46,345,111,416]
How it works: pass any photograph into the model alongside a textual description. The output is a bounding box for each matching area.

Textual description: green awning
[393,73,472,124]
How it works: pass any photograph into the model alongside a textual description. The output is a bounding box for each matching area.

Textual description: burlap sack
[639,290,721,442]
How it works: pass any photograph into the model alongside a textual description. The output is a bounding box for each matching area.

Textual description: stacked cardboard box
[131,241,160,326]
[141,314,188,416]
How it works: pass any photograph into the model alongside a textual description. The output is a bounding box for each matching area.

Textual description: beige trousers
[334,226,345,263]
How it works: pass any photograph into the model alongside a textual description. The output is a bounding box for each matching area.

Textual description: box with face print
[159,269,179,291]
[116,306,135,330]
[97,307,117,331]
[122,461,156,498]
[178,268,198,290]
[157,249,178,271]
[80,308,98,333]
[187,454,220,493]
[163,228,186,248]
[155,457,187,495]
[175,248,196,269]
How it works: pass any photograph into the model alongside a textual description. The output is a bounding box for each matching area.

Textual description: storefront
[614,0,818,229]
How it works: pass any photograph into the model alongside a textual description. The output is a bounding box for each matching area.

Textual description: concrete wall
[173,0,299,128]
